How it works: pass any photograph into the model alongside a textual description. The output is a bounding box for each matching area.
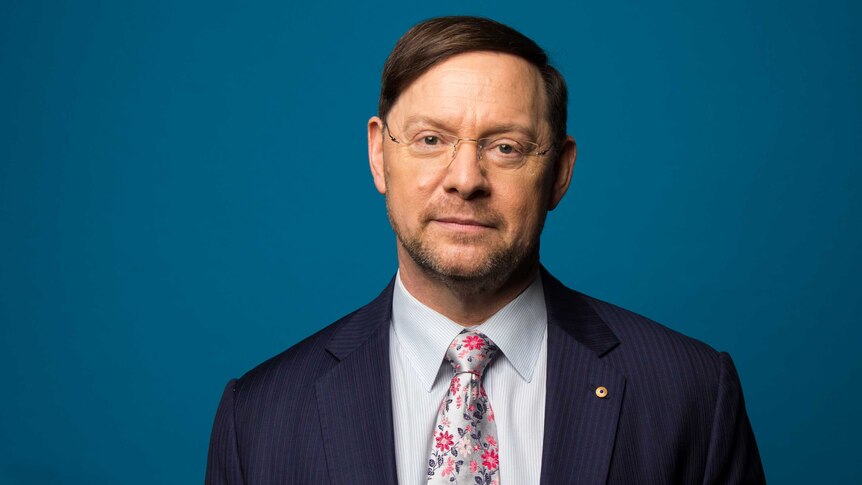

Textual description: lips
[429,216,498,235]
[433,217,494,228]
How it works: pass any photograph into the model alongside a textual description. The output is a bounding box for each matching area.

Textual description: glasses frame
[382,123,552,170]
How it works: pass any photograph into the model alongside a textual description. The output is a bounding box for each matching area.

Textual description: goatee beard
[392,221,540,297]
[385,190,546,295]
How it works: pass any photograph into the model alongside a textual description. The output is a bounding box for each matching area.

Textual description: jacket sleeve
[702,352,766,484]
[205,379,246,485]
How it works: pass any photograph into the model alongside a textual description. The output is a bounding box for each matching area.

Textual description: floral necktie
[427,330,501,484]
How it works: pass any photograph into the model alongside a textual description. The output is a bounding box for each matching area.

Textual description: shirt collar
[391,271,547,392]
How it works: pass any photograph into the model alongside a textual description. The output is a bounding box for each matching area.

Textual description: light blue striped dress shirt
[389,272,548,484]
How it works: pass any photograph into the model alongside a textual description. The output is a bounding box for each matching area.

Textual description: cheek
[385,166,440,220]
[499,177,549,218]
[498,193,540,235]
[386,160,440,195]
[497,182,551,241]
[390,181,444,224]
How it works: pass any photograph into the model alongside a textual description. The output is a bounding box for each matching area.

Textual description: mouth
[430,217,496,233]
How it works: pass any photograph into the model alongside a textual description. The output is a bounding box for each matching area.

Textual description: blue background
[1,0,859,483]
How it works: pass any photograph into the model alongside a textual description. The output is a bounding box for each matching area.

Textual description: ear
[548,135,577,210]
[368,116,387,195]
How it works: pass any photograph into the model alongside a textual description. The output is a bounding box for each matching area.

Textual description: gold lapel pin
[595,386,608,399]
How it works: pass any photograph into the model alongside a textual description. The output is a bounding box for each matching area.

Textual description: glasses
[383,124,551,171]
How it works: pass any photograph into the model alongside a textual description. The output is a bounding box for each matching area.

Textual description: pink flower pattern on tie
[427,331,500,484]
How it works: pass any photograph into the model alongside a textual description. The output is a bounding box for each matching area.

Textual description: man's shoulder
[584,291,720,356]
[546,270,719,352]
[543,270,728,387]
[229,279,394,401]
[570,288,730,390]
[229,309,354,399]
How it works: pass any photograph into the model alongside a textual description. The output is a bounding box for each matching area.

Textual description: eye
[487,140,524,156]
[422,135,440,146]
[406,131,450,156]
[409,131,447,147]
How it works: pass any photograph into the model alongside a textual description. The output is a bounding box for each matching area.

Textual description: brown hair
[379,16,568,149]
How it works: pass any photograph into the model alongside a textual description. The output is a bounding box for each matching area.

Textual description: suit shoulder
[576,291,725,381]
[230,307,360,398]
[227,274,395,401]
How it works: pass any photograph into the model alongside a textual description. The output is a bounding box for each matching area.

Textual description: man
[206,16,764,484]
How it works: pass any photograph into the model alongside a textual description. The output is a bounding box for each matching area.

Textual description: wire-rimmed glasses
[383,123,551,171]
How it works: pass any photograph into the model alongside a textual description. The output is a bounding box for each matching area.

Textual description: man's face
[368,51,575,287]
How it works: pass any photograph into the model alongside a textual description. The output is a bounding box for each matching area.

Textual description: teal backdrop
[1,0,860,483]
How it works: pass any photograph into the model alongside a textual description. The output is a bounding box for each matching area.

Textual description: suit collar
[323,276,395,361]
[540,265,621,356]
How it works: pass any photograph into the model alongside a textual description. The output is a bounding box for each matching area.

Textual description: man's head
[368,16,577,293]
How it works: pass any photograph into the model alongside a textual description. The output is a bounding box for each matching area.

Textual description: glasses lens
[482,138,530,169]
[405,131,455,164]
[392,128,541,170]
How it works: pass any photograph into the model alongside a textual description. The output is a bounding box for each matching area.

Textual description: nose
[442,139,490,199]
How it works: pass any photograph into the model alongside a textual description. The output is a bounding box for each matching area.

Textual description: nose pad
[449,138,483,162]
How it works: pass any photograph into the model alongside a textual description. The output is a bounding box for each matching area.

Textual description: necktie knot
[446,330,499,377]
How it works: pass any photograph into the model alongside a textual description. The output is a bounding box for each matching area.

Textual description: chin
[421,243,497,274]
[407,239,534,292]
[431,259,494,280]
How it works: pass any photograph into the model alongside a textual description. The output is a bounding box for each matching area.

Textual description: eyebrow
[399,115,540,141]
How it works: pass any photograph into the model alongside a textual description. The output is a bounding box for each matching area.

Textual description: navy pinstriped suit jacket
[206,268,765,484]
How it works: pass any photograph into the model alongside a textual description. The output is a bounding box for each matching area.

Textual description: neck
[397,249,540,326]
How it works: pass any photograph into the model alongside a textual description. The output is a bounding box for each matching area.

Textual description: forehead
[388,51,547,135]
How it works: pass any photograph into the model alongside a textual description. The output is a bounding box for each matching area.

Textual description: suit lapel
[540,269,627,485]
[316,279,398,485]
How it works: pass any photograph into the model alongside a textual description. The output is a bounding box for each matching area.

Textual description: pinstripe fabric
[390,273,547,485]
[206,267,764,484]
[540,270,764,484]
